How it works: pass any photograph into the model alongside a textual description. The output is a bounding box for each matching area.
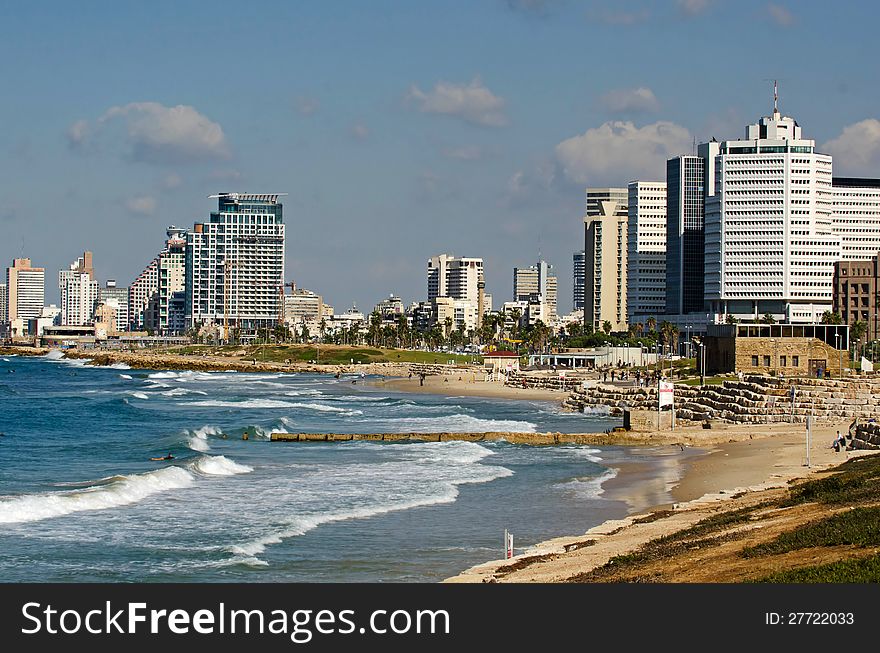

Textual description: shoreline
[445,418,868,582]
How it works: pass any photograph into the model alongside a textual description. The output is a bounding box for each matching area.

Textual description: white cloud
[555,120,692,185]
[677,0,711,15]
[822,119,880,174]
[66,120,89,149]
[162,173,182,189]
[295,96,320,116]
[766,3,794,26]
[90,102,230,164]
[406,78,507,127]
[442,145,483,161]
[600,87,660,114]
[125,195,157,216]
[350,122,370,141]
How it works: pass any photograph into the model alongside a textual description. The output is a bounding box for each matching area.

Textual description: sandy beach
[376,374,572,403]
[445,417,872,582]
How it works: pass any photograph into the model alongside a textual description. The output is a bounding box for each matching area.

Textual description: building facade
[0,282,6,324]
[626,180,667,322]
[62,273,100,326]
[833,256,880,343]
[831,177,880,261]
[152,227,187,334]
[583,188,628,332]
[427,254,484,304]
[704,104,840,324]
[186,193,286,337]
[99,280,130,334]
[573,250,585,311]
[129,258,159,332]
[666,155,707,316]
[513,259,557,321]
[6,258,45,335]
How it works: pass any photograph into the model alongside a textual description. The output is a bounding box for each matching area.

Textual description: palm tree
[646,316,656,333]
[821,310,843,325]
[602,320,612,336]
[760,312,776,324]
[851,320,868,361]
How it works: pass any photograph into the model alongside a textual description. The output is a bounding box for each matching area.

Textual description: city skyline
[3,2,880,313]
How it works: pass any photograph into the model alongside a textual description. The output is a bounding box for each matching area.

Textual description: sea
[0,352,699,582]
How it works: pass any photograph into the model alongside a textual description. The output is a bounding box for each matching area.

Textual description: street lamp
[836,330,841,378]
[699,341,705,386]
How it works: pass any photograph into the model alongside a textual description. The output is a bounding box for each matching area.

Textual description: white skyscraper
[186,193,286,336]
[627,180,667,322]
[427,254,484,303]
[62,273,100,326]
[0,282,7,324]
[6,258,45,336]
[704,95,840,323]
[831,177,880,260]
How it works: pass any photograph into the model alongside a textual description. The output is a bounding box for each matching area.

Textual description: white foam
[185,399,304,409]
[119,374,133,380]
[296,402,362,415]
[161,387,208,397]
[128,391,150,400]
[190,455,253,476]
[555,467,618,499]
[43,350,64,360]
[563,446,604,464]
[0,467,195,524]
[109,363,131,370]
[186,425,222,452]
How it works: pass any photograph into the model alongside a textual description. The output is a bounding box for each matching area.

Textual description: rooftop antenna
[773,79,779,114]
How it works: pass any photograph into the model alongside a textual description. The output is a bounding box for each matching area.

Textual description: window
[792,356,800,367]
[763,355,771,367]
[780,355,787,367]
[752,355,760,366]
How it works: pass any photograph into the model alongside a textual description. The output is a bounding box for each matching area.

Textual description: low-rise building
[703,323,849,377]
[833,255,880,343]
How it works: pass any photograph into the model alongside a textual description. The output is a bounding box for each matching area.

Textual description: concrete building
[627,180,667,322]
[427,254,484,304]
[834,255,880,343]
[583,188,628,332]
[6,258,45,336]
[283,288,325,326]
[374,294,405,318]
[129,258,159,332]
[0,282,6,323]
[28,305,61,337]
[704,96,840,324]
[513,259,557,321]
[61,272,100,326]
[666,155,707,316]
[100,281,130,334]
[831,177,880,261]
[573,250,585,311]
[152,227,187,335]
[186,194,286,338]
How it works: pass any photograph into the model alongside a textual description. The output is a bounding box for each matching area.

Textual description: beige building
[283,288,326,327]
[704,323,850,377]
[6,257,45,336]
[584,188,628,332]
[513,259,557,322]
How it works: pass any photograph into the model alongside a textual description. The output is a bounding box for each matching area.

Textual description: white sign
[862,357,874,373]
[558,370,566,379]
[658,380,674,407]
[504,529,514,559]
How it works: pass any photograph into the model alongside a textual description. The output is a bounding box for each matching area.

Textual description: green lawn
[165,344,480,366]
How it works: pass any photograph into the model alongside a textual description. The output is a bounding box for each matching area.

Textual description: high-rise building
[152,227,187,335]
[129,258,159,331]
[0,282,7,324]
[62,272,100,326]
[831,177,880,260]
[583,188,628,332]
[284,288,325,326]
[666,155,707,315]
[6,258,45,335]
[573,250,585,311]
[513,259,557,321]
[427,254,484,303]
[59,251,97,325]
[99,280,130,333]
[704,98,840,323]
[626,180,667,322]
[186,193,286,336]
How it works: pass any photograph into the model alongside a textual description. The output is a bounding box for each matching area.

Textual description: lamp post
[699,341,705,386]
[835,331,841,378]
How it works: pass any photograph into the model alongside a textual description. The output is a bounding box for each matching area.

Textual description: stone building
[703,323,849,377]
[833,255,880,343]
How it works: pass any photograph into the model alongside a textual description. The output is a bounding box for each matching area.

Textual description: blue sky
[2,0,880,314]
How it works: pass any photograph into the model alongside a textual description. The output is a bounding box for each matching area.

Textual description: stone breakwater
[61,350,414,377]
[505,371,584,393]
[269,431,687,446]
[563,374,880,425]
